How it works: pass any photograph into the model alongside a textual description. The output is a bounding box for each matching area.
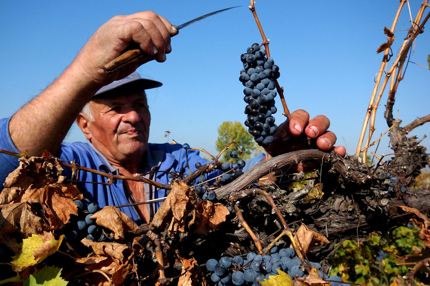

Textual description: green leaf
[260,269,292,286]
[11,232,64,272]
[24,266,68,286]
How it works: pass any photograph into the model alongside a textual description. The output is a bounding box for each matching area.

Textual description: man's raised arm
[8,11,175,156]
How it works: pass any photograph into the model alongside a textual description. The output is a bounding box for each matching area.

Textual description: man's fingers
[305,115,330,138]
[315,131,336,151]
[334,145,346,157]
[127,12,173,62]
[288,109,310,136]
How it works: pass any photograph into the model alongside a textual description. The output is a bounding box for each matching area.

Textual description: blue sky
[0,1,428,156]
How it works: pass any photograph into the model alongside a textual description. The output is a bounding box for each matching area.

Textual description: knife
[103,6,239,73]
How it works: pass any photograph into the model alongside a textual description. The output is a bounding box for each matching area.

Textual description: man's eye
[107,106,120,112]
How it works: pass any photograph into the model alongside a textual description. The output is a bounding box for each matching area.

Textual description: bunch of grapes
[63,199,111,242]
[205,246,346,285]
[239,43,280,146]
[205,247,305,285]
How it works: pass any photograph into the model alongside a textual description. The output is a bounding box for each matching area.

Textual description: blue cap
[94,72,162,97]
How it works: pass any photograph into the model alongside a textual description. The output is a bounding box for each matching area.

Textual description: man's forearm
[9,64,99,155]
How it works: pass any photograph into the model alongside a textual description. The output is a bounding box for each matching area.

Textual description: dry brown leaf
[0,202,46,237]
[92,206,139,240]
[76,255,130,286]
[21,184,80,229]
[151,181,197,234]
[178,257,207,286]
[0,187,22,204]
[297,268,329,285]
[81,238,130,264]
[294,224,329,254]
[384,26,394,37]
[170,181,191,221]
[194,201,230,235]
[4,156,64,190]
[75,255,109,265]
[258,172,277,187]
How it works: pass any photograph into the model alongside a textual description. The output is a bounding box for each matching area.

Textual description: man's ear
[76,113,92,141]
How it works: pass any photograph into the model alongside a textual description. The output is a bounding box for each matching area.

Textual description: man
[0,11,345,224]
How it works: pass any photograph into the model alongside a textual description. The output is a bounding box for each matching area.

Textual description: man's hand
[265,109,346,156]
[73,11,176,86]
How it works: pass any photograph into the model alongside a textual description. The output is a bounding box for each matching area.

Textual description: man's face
[82,90,151,164]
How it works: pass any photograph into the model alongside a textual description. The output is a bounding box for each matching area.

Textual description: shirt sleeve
[0,117,21,188]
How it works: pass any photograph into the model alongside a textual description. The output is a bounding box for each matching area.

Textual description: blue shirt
[0,117,214,224]
[0,117,265,224]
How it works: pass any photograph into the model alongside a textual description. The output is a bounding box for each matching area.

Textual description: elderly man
[0,11,344,224]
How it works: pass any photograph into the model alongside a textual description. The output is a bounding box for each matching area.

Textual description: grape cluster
[194,150,246,201]
[240,43,280,146]
[63,199,111,242]
[205,247,305,285]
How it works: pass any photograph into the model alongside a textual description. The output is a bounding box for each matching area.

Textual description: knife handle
[103,28,179,73]
[103,49,146,73]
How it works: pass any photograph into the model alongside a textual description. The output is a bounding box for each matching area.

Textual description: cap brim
[94,78,162,98]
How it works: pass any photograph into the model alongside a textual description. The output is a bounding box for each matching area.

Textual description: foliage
[330,225,426,285]
[24,266,68,286]
[216,121,257,162]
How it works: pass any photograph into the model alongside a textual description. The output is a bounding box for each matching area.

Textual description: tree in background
[216,121,258,162]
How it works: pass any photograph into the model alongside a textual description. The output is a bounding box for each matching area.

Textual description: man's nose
[122,108,142,123]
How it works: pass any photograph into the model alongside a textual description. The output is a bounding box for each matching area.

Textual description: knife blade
[103,6,239,73]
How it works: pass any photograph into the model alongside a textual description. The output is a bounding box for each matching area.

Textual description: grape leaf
[11,232,63,272]
[194,200,229,235]
[0,202,46,238]
[151,181,197,233]
[91,206,139,240]
[260,269,293,286]
[81,238,130,263]
[24,266,68,286]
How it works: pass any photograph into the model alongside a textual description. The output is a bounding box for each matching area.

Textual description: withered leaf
[178,257,207,286]
[384,26,394,37]
[81,238,130,264]
[194,201,230,235]
[21,184,80,229]
[76,255,130,286]
[0,202,46,237]
[0,187,22,204]
[258,172,277,187]
[4,156,64,190]
[151,181,196,231]
[297,268,330,285]
[92,206,139,240]
[294,224,329,254]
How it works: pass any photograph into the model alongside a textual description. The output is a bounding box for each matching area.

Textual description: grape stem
[249,0,290,118]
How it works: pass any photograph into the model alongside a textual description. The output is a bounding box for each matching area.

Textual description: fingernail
[321,138,332,149]
[158,53,166,62]
[166,44,172,53]
[294,124,302,133]
[152,47,158,55]
[170,26,178,35]
[309,126,319,137]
